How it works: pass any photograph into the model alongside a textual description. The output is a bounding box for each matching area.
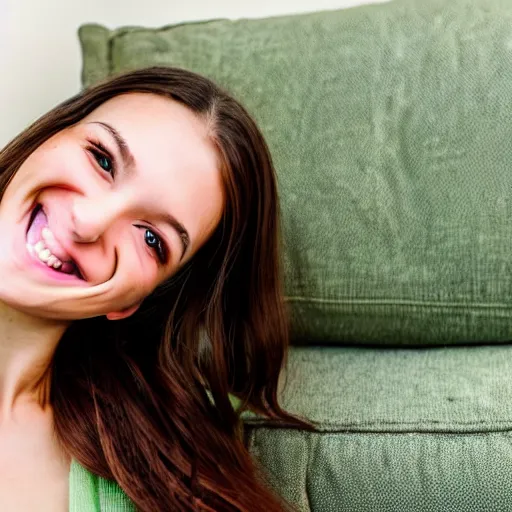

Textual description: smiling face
[0,93,224,321]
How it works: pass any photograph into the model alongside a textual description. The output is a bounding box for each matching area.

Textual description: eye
[136,226,168,264]
[87,141,115,176]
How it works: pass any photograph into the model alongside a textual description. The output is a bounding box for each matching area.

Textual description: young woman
[0,67,309,511]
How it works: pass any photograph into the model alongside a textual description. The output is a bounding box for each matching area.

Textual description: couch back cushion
[79,0,512,346]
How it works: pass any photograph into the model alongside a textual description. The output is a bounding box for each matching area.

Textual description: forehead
[81,93,215,171]
[79,93,224,260]
[83,92,211,145]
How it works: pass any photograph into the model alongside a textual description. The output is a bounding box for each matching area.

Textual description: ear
[106,302,141,321]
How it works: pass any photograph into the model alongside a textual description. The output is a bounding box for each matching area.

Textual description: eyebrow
[159,213,190,261]
[89,121,191,261]
[92,121,135,170]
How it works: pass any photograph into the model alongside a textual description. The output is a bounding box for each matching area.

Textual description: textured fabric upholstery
[244,344,512,511]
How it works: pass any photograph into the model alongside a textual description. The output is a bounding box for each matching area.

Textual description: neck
[0,300,68,417]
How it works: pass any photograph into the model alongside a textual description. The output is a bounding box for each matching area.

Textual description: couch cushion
[244,345,512,510]
[79,0,512,346]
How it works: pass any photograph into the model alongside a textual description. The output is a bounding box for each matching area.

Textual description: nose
[70,194,127,244]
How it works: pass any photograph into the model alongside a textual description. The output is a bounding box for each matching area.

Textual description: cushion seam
[245,426,512,435]
[244,419,512,431]
[108,18,230,43]
[285,296,512,309]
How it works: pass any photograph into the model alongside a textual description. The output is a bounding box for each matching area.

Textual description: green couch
[79,0,512,509]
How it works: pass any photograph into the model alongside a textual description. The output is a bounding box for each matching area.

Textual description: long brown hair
[0,67,312,511]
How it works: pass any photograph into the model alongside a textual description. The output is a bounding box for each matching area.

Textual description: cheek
[119,264,160,305]
[20,143,78,186]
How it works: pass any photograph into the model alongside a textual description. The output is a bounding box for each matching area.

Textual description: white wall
[1,0,387,149]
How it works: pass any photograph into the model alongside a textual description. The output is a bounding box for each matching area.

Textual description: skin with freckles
[0,93,224,323]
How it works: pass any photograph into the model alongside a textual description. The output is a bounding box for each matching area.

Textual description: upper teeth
[27,239,63,269]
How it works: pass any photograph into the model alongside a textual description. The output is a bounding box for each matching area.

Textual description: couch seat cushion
[244,344,512,510]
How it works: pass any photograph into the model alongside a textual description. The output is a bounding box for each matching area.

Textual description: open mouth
[26,204,85,280]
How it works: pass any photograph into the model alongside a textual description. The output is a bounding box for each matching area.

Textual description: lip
[24,203,88,285]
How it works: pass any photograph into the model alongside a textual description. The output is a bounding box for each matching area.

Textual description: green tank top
[69,460,135,511]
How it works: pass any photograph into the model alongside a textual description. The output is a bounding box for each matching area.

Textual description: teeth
[27,241,64,269]
[41,227,55,246]
[39,248,51,262]
[34,240,45,253]
[47,255,58,267]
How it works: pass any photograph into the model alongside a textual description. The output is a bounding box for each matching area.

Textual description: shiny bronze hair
[0,67,312,511]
